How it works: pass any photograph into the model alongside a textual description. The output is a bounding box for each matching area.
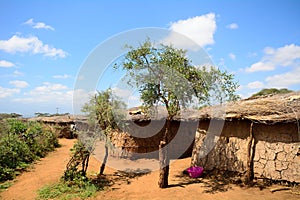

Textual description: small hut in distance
[191,92,300,183]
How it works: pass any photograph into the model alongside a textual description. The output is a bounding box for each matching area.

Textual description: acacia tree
[82,88,125,175]
[115,40,239,188]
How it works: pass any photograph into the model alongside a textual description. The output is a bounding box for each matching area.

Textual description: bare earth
[1,139,299,200]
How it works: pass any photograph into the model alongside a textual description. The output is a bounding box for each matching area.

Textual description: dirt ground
[1,139,299,200]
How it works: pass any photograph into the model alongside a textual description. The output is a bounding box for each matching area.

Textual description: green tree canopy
[116,40,239,118]
[81,88,126,133]
[251,88,293,98]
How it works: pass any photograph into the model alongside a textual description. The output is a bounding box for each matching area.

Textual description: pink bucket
[186,166,204,178]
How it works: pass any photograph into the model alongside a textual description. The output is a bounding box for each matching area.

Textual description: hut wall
[108,120,196,159]
[42,121,75,139]
[191,119,300,183]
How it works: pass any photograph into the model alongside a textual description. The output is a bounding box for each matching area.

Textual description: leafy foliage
[251,88,293,97]
[81,88,126,134]
[81,88,126,174]
[116,40,239,118]
[0,118,59,182]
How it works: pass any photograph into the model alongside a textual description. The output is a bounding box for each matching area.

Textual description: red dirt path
[0,138,299,200]
[0,139,76,200]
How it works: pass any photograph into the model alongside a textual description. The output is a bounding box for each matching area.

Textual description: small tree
[115,40,239,188]
[82,88,126,175]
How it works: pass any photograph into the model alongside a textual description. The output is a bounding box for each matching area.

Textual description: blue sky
[0,0,300,116]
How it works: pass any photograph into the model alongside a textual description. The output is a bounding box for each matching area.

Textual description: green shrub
[24,122,59,158]
[0,167,15,181]
[0,119,59,182]
[0,133,36,168]
[6,118,27,135]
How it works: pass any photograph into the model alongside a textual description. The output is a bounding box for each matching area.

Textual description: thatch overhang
[128,92,300,124]
[198,92,300,124]
[29,115,87,124]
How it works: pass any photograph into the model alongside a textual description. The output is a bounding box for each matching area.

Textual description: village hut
[29,115,85,138]
[107,106,197,159]
[191,92,300,183]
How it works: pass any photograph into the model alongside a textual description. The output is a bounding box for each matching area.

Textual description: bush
[0,119,59,182]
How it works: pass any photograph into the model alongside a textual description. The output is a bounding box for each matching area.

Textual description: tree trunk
[99,143,109,175]
[158,119,171,188]
[81,153,90,176]
[244,122,255,184]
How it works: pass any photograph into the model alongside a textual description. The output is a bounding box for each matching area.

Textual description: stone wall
[191,119,300,183]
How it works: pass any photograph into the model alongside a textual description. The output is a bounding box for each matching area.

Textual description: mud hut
[29,115,85,138]
[191,92,300,183]
[106,106,197,159]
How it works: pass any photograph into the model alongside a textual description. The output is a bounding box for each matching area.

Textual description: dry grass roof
[29,115,87,123]
[199,91,300,123]
[129,92,300,123]
[29,92,300,124]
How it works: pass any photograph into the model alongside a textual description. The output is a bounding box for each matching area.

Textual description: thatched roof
[199,92,300,123]
[29,115,87,123]
[29,92,300,124]
[128,92,300,123]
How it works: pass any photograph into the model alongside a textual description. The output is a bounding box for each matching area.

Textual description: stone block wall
[191,120,300,183]
[191,131,248,173]
[254,141,300,182]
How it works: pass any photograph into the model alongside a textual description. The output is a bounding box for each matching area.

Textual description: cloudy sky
[0,0,300,116]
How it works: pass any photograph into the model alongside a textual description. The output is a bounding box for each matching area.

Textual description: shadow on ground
[170,170,273,194]
[97,168,151,189]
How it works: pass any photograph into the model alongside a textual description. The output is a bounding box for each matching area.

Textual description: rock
[275,160,289,171]
[276,151,286,161]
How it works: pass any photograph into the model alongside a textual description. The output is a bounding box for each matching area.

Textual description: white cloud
[226,23,238,30]
[164,13,217,49]
[267,44,300,66]
[0,60,15,67]
[53,74,72,79]
[13,70,24,77]
[263,47,275,55]
[9,80,29,88]
[247,52,257,58]
[112,87,141,107]
[14,82,71,104]
[247,81,264,89]
[266,67,300,88]
[0,35,67,58]
[0,86,20,98]
[245,44,300,73]
[228,53,236,60]
[245,61,275,72]
[24,18,54,31]
[33,82,68,93]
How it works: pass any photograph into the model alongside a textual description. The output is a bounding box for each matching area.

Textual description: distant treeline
[251,88,293,98]
[0,113,22,120]
[34,112,70,117]
[0,112,72,120]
